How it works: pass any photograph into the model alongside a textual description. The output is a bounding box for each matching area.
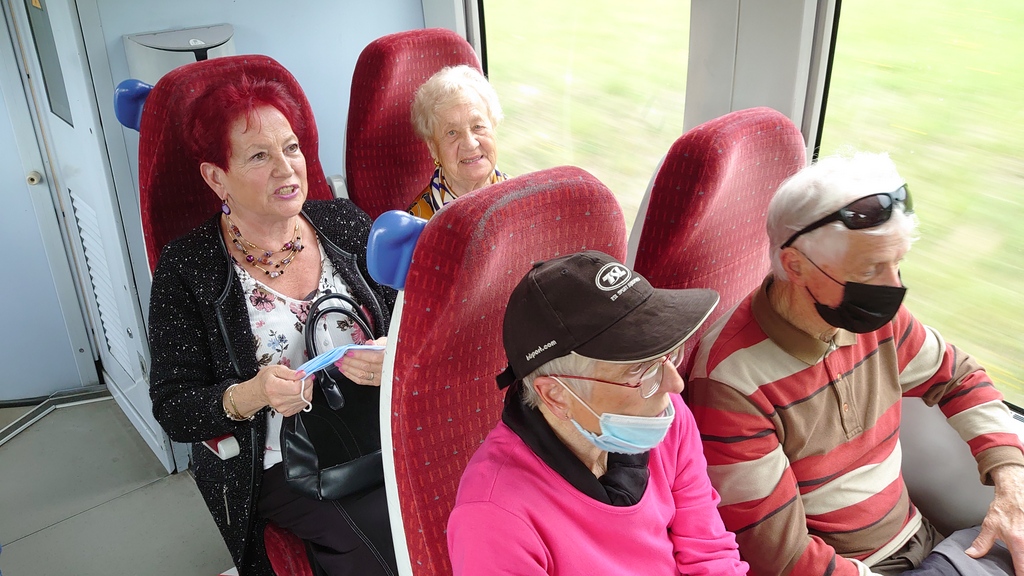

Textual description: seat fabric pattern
[632,107,806,370]
[390,166,627,575]
[346,28,480,220]
[264,522,314,576]
[138,54,332,273]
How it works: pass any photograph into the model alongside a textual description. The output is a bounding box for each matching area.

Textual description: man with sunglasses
[447,251,748,575]
[689,153,1024,575]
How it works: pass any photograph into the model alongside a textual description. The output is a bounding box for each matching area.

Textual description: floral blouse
[235,241,367,469]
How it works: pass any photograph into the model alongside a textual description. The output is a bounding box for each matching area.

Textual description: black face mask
[811,281,906,333]
[802,254,906,333]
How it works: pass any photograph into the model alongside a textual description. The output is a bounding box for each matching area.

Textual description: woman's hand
[334,337,388,387]
[258,364,315,416]
[226,365,314,419]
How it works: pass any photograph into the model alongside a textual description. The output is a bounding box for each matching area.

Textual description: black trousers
[258,464,397,576]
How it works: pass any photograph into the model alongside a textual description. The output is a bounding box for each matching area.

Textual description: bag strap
[304,292,373,357]
[280,410,323,497]
[304,292,375,409]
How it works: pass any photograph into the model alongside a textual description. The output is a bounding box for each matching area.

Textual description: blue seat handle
[366,210,427,290]
[113,78,153,132]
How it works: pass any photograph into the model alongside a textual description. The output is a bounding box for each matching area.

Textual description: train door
[3,0,182,471]
[0,2,95,400]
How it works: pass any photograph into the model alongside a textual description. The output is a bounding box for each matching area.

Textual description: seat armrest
[328,174,348,199]
[901,398,994,534]
[202,434,240,460]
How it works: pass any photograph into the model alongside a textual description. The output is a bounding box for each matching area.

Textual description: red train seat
[628,106,806,372]
[371,166,628,575]
[346,28,481,219]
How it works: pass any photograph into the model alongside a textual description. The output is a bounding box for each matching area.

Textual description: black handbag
[280,292,385,501]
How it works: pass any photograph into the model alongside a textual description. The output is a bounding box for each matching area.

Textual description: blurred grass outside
[820,0,1024,405]
[484,0,1024,405]
[484,0,690,225]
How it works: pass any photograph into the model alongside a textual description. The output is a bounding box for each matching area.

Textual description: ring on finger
[368,372,375,380]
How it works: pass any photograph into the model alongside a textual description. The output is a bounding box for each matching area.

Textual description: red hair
[183,73,306,170]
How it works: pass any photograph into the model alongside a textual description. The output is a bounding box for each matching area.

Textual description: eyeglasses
[780,185,913,249]
[547,345,684,399]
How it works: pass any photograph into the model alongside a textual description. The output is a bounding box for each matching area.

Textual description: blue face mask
[295,344,386,412]
[554,377,675,454]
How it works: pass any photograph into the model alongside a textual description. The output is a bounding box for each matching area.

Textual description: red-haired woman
[148,74,397,575]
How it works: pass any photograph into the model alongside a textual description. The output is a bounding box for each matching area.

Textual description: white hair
[411,65,503,141]
[521,353,600,409]
[767,151,919,278]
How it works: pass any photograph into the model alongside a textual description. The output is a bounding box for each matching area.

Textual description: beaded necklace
[224,214,304,279]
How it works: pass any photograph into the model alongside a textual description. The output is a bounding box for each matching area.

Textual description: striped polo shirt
[688,277,1024,576]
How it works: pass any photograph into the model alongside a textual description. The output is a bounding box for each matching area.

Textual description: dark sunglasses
[781,184,913,249]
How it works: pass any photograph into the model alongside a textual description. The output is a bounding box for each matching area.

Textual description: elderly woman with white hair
[688,152,1024,576]
[407,65,508,219]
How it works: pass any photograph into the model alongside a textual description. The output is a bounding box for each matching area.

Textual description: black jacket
[148,199,396,575]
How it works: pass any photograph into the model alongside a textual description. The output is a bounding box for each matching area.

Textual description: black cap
[496,250,719,388]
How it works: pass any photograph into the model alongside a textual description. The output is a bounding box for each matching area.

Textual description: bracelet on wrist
[224,383,254,421]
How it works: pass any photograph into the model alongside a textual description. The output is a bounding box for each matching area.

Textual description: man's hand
[967,463,1024,575]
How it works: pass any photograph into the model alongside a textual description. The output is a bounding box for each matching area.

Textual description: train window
[24,0,73,126]
[819,1,1024,408]
[481,0,691,228]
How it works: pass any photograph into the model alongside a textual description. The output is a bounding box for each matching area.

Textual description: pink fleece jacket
[447,395,748,575]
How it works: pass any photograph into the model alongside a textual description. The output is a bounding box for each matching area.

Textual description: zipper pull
[223,485,231,526]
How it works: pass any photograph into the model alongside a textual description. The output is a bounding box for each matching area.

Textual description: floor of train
[0,398,233,575]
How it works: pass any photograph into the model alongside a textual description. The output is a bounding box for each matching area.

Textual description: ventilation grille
[70,190,132,374]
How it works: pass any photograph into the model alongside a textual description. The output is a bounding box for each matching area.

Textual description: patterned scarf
[408,165,509,219]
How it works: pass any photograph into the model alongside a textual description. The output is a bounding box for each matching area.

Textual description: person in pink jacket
[447,251,748,575]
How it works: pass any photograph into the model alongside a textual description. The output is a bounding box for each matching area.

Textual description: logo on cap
[525,340,557,362]
[596,263,631,291]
